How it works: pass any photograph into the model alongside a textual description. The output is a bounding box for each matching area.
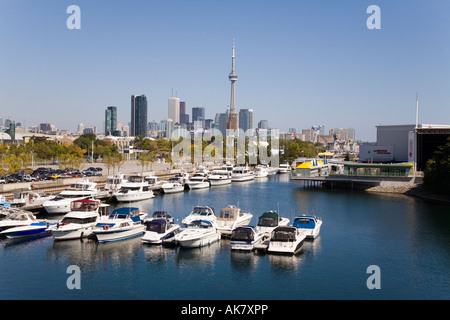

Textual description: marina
[0,174,448,300]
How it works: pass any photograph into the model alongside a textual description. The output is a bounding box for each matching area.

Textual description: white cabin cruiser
[114,175,154,202]
[175,220,220,248]
[93,207,146,243]
[141,218,181,245]
[208,169,232,186]
[42,180,99,214]
[215,205,253,237]
[0,209,38,232]
[161,180,185,194]
[12,191,55,210]
[230,226,267,251]
[278,163,291,174]
[50,199,108,241]
[267,226,307,254]
[293,215,322,239]
[186,175,210,190]
[231,166,255,182]
[255,211,290,236]
[181,206,216,226]
[105,173,127,194]
[253,165,268,178]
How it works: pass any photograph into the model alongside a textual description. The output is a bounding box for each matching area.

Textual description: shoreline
[366,183,450,205]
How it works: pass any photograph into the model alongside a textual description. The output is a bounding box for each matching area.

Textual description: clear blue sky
[1,0,449,141]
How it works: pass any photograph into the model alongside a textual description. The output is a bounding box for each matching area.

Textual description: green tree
[424,136,450,195]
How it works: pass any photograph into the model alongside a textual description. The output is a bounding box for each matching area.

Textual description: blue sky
[1,0,449,141]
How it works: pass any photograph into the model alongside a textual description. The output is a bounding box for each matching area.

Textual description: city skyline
[1,1,450,141]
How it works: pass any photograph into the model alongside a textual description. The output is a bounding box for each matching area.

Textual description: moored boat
[215,205,253,237]
[293,215,322,239]
[0,221,56,239]
[141,218,181,245]
[186,175,210,190]
[255,211,290,236]
[0,209,39,232]
[231,166,255,182]
[208,169,232,186]
[267,226,307,254]
[93,207,146,243]
[175,220,220,248]
[114,175,154,202]
[181,206,216,226]
[230,226,266,251]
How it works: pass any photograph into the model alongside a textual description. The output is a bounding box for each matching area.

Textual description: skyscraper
[131,94,148,137]
[105,106,117,136]
[227,39,238,132]
[239,108,253,134]
[168,97,180,123]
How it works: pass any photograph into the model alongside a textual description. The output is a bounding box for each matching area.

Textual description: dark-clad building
[131,94,148,137]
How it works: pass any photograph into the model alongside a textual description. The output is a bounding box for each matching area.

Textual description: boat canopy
[188,220,213,228]
[190,206,214,216]
[151,211,172,219]
[257,211,280,227]
[145,219,167,233]
[109,207,141,220]
[70,199,99,212]
[218,206,241,221]
[293,216,317,229]
[231,226,255,242]
[271,226,297,242]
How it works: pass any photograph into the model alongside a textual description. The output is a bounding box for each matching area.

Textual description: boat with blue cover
[293,215,322,239]
[93,207,146,243]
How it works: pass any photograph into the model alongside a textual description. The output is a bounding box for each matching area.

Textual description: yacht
[141,218,181,245]
[267,226,307,254]
[175,220,220,248]
[230,226,267,251]
[278,163,291,174]
[42,180,99,214]
[215,205,253,237]
[231,166,255,182]
[293,215,322,239]
[255,211,290,236]
[49,199,108,241]
[253,165,268,178]
[0,209,39,232]
[114,176,154,202]
[186,175,210,190]
[93,207,146,243]
[208,169,232,186]
[161,181,185,194]
[181,206,216,226]
[105,173,127,194]
[11,191,55,210]
[144,175,165,189]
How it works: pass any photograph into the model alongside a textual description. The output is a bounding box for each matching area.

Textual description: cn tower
[227,38,238,131]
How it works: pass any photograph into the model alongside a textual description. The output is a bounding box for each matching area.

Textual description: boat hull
[114,192,154,202]
[267,239,304,254]
[177,231,220,248]
[1,223,51,239]
[187,182,210,189]
[209,178,232,186]
[231,175,254,182]
[52,226,94,241]
[95,225,145,243]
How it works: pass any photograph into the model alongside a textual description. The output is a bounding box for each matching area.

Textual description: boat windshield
[231,228,254,241]
[271,228,296,242]
[60,216,97,224]
[71,200,99,212]
[218,208,239,220]
[257,217,278,227]
[190,207,213,216]
[145,221,166,233]
[188,220,212,229]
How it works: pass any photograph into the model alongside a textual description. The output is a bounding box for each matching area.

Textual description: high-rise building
[215,112,228,136]
[239,108,253,134]
[131,94,148,137]
[227,39,238,132]
[105,106,117,136]
[168,97,180,123]
[192,107,205,128]
[258,120,269,129]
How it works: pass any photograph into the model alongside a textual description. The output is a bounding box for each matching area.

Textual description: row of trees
[424,136,450,196]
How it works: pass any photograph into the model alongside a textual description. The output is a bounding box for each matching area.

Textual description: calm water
[0,175,449,300]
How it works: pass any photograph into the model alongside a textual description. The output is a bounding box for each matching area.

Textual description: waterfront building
[131,94,148,137]
[168,97,180,124]
[105,106,117,136]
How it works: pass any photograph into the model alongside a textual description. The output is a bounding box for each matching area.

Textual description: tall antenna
[415,92,419,128]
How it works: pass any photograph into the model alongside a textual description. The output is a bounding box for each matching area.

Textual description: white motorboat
[114,179,154,202]
[0,209,39,232]
[1,221,56,239]
[42,180,99,214]
[186,175,210,190]
[278,163,291,174]
[215,205,253,237]
[161,181,185,194]
[50,199,108,241]
[267,226,307,254]
[175,220,220,248]
[266,165,279,176]
[253,165,268,178]
[181,206,216,226]
[231,166,255,182]
[230,226,267,251]
[93,207,146,243]
[144,175,165,189]
[293,215,322,239]
[255,211,290,236]
[208,169,232,186]
[11,191,55,210]
[141,218,181,245]
[105,173,127,194]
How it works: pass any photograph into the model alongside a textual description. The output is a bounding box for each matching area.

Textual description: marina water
[1,175,449,300]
